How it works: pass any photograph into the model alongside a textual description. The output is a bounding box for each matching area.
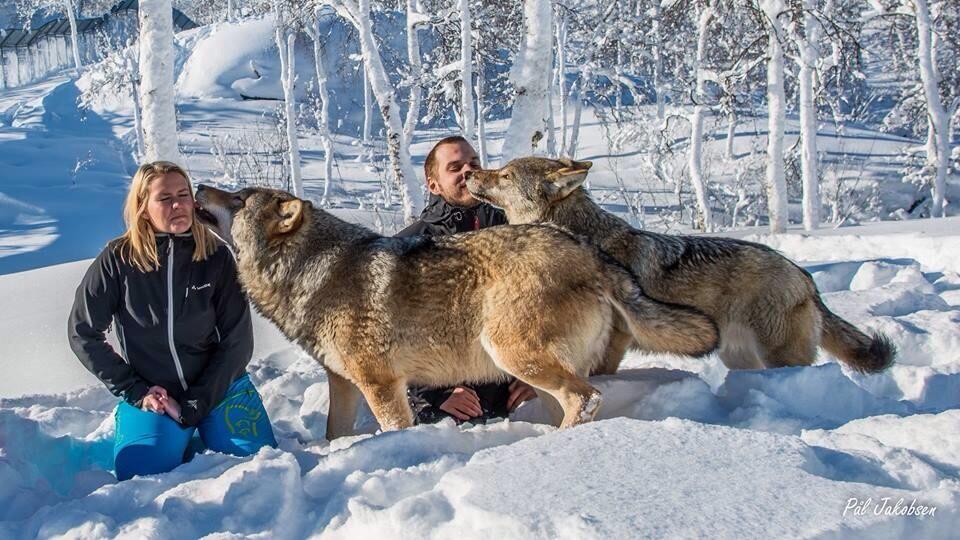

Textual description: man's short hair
[424,135,470,182]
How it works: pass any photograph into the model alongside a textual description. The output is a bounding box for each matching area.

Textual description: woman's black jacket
[67,233,253,427]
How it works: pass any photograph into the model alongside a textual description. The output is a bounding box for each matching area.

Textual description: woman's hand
[141,385,169,413]
[162,396,182,424]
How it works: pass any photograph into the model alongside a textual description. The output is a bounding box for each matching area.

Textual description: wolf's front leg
[356,378,414,432]
[325,368,361,440]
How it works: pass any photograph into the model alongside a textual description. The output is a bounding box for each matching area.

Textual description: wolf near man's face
[465,157,593,219]
[194,185,304,247]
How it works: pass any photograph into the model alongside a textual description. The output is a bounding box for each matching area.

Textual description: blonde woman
[68,161,276,481]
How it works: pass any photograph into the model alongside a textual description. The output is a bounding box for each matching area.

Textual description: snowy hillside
[2,218,959,537]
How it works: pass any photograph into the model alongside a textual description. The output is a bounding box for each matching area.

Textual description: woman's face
[145,172,194,234]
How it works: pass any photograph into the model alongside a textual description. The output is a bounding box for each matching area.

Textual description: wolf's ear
[544,167,589,201]
[558,159,593,171]
[277,199,304,234]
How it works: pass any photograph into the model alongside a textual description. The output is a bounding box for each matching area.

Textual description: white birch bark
[502,0,553,162]
[65,0,82,69]
[726,111,736,160]
[126,52,145,158]
[276,25,304,197]
[761,0,789,233]
[688,2,715,232]
[359,62,372,163]
[556,9,568,156]
[653,2,665,121]
[913,0,949,217]
[476,55,488,167]
[546,69,557,157]
[568,74,584,158]
[403,0,425,153]
[307,20,335,206]
[458,0,476,146]
[796,0,823,230]
[139,0,179,162]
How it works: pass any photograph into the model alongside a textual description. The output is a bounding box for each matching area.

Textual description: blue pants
[113,374,277,481]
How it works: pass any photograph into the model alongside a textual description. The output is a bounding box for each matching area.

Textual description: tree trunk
[65,0,83,69]
[762,0,789,233]
[556,10,568,156]
[726,111,736,160]
[688,3,715,232]
[127,53,145,159]
[308,21,336,206]
[403,0,424,156]
[653,2,665,122]
[797,0,822,230]
[139,0,179,162]
[459,0,476,145]
[567,73,584,158]
[546,68,557,157]
[476,55,488,167]
[359,62,373,163]
[276,27,304,197]
[502,0,553,163]
[914,0,949,217]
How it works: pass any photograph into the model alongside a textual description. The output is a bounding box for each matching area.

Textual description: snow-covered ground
[2,14,959,539]
[2,218,958,537]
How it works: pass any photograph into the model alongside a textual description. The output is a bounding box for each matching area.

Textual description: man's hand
[506,380,537,411]
[439,386,483,421]
[141,385,168,414]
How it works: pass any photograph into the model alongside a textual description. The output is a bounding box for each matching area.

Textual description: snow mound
[177,17,279,99]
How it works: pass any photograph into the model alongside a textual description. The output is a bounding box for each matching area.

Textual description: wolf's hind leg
[356,377,414,432]
[718,322,765,369]
[764,299,820,368]
[325,368,361,440]
[593,325,633,376]
[488,347,602,428]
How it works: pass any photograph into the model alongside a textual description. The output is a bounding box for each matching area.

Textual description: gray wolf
[465,157,895,374]
[194,185,719,438]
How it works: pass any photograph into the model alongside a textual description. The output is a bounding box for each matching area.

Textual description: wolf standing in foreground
[465,158,895,374]
[397,135,537,425]
[194,185,719,438]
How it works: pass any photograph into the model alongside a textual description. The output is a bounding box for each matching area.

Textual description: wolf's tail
[815,296,895,373]
[602,260,719,357]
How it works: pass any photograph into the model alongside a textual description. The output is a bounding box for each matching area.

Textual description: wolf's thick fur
[466,158,895,374]
[194,186,718,439]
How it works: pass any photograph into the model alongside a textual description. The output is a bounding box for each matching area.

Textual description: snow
[176,17,278,100]
[2,216,959,536]
[2,9,959,538]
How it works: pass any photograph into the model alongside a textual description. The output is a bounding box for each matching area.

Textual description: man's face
[428,141,481,207]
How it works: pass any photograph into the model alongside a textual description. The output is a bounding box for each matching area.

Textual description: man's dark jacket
[67,233,254,427]
[396,193,512,424]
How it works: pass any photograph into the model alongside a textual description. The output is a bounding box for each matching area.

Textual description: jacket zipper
[167,239,189,391]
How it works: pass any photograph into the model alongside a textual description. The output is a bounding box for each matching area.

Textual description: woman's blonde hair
[119,161,217,272]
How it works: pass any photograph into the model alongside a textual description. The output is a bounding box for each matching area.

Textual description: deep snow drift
[2,218,959,537]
